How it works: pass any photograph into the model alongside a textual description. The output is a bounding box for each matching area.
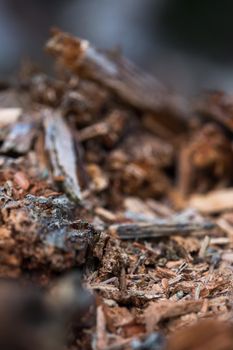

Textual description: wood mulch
[0,29,233,350]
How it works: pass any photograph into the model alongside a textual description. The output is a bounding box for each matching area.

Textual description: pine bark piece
[43,109,82,202]
[46,29,189,134]
[145,300,203,332]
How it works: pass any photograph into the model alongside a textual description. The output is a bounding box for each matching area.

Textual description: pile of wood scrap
[0,29,233,349]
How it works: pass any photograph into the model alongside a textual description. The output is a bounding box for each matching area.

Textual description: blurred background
[1,0,233,94]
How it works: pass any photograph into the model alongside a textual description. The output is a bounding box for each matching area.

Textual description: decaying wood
[46,29,189,135]
[145,300,203,332]
[43,109,82,202]
[0,192,97,274]
[0,29,233,350]
[109,219,214,240]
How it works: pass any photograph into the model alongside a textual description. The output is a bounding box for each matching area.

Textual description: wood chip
[46,29,189,135]
[190,188,233,213]
[145,300,203,332]
[43,109,82,202]
[109,219,214,240]
[0,108,21,126]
